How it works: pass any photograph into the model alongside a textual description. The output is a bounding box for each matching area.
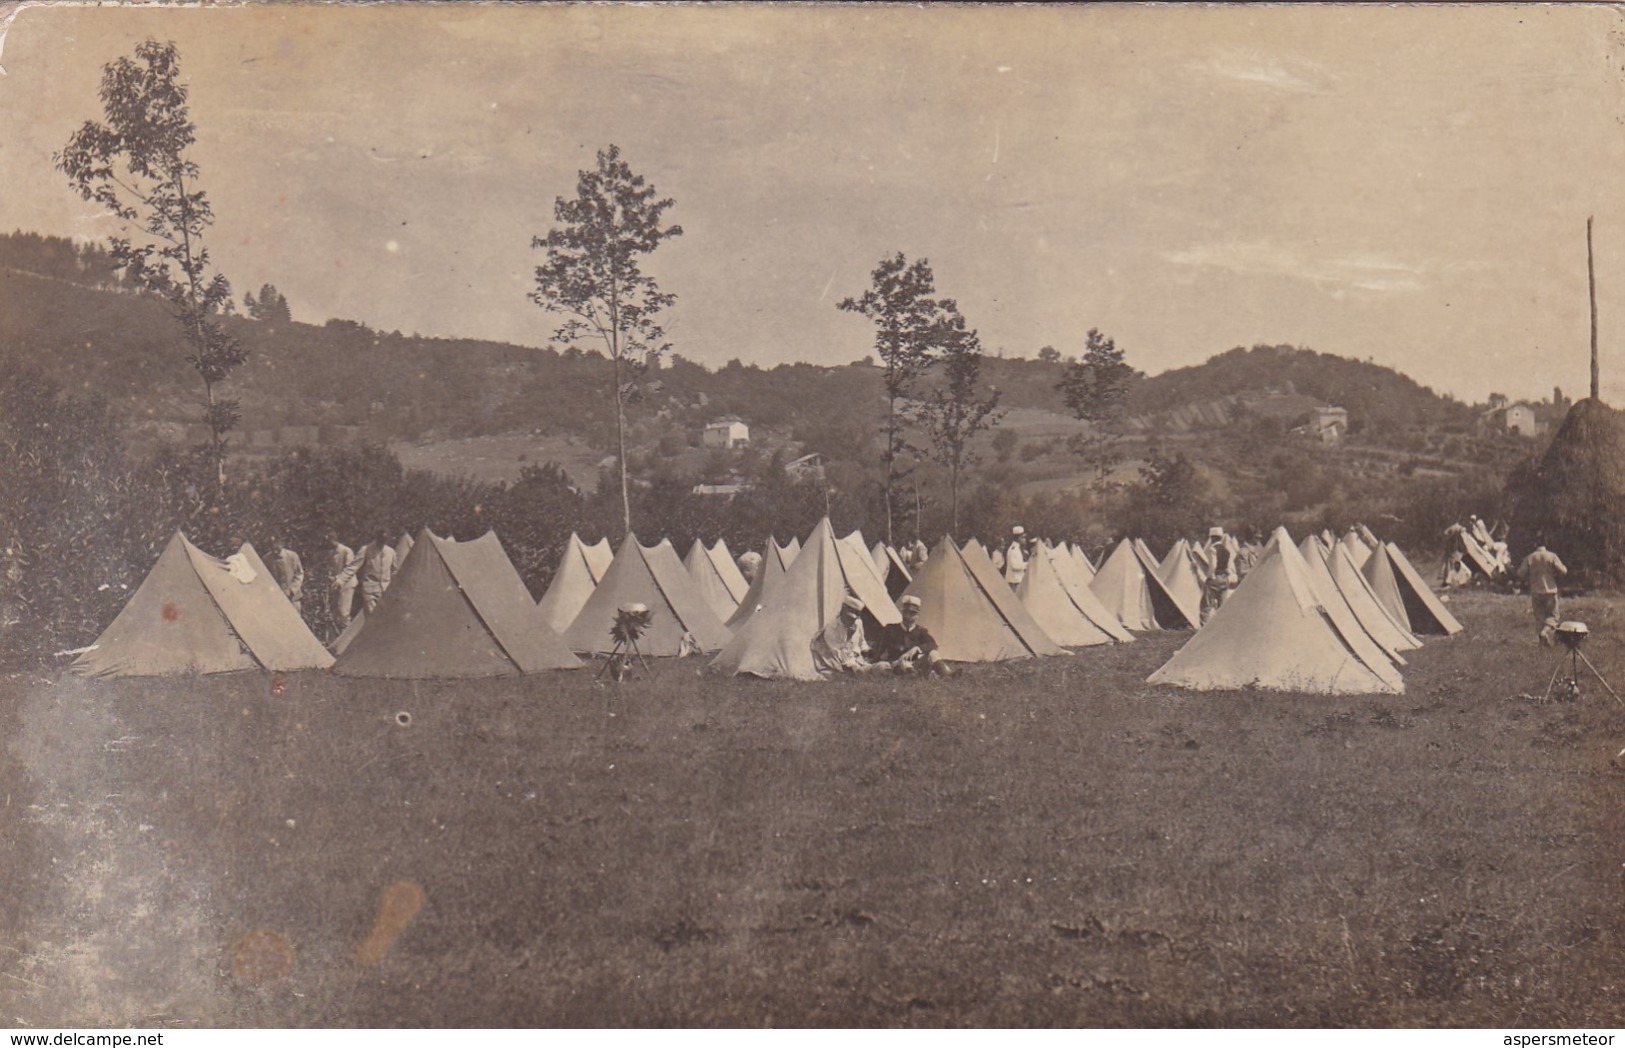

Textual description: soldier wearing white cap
[811,594,875,676]
[1200,526,1236,625]
[1005,526,1029,586]
[873,595,953,677]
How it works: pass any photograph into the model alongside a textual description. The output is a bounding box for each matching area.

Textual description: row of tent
[71,519,1459,695]
[1149,527,1461,695]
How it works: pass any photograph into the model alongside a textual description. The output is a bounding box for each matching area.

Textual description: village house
[702,418,750,449]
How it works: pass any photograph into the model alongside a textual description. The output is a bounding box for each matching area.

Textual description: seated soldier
[810,595,876,677]
[1442,549,1472,589]
[872,595,954,678]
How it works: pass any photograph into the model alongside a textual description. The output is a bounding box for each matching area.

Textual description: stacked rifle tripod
[1542,621,1621,704]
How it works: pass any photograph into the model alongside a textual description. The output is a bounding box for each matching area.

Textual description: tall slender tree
[1058,328,1137,490]
[838,253,944,544]
[56,39,244,487]
[530,145,682,538]
[917,307,1003,537]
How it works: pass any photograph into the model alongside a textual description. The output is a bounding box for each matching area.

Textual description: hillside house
[703,418,749,449]
[1313,405,1348,444]
[1477,397,1547,438]
[784,453,825,482]
[692,482,747,497]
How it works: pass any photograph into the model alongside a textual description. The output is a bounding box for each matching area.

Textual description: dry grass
[3,588,1624,1027]
[390,434,604,487]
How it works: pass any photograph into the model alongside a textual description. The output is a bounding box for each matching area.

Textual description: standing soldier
[1005,526,1029,586]
[337,528,397,615]
[1200,526,1237,624]
[1517,537,1568,647]
[327,533,357,630]
[267,534,305,606]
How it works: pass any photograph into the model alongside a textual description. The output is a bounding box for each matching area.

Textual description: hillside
[0,230,1540,510]
[2,255,1467,442]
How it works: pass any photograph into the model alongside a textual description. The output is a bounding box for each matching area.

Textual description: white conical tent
[1067,544,1097,584]
[838,531,873,574]
[706,539,750,602]
[1155,541,1207,628]
[1372,542,1464,636]
[74,534,335,678]
[536,532,609,635]
[334,529,582,678]
[707,539,750,599]
[1090,539,1199,631]
[1051,545,1109,619]
[1017,544,1121,647]
[395,530,415,569]
[1361,541,1413,633]
[580,537,612,580]
[1327,540,1421,654]
[1147,528,1404,695]
[1459,532,1500,579]
[330,607,366,655]
[1157,539,1193,582]
[685,539,744,622]
[1338,529,1372,570]
[726,537,796,629]
[1295,536,1408,669]
[900,538,1063,662]
[563,535,733,655]
[870,541,913,599]
[1091,540,1160,631]
[710,519,901,680]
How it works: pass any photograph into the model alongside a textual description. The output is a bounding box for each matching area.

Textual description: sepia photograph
[2,0,1624,1029]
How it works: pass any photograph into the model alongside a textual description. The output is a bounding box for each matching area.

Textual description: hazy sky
[4,3,1625,404]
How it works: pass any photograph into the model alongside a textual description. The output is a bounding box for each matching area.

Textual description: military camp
[8,2,1625,1032]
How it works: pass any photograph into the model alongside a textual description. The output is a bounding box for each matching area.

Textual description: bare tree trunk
[883,393,896,547]
[204,379,225,489]
[1590,215,1599,401]
[614,353,631,540]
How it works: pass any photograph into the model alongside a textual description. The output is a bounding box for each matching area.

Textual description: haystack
[1509,398,1625,584]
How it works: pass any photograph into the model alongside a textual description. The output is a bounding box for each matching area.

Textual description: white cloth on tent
[225,553,257,584]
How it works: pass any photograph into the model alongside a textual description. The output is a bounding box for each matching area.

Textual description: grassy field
[391,433,606,488]
[3,588,1625,1028]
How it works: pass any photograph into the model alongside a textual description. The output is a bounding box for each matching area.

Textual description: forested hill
[1128,344,1473,436]
[0,230,1475,454]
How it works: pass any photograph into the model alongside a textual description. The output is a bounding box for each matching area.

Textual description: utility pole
[1590,216,1599,400]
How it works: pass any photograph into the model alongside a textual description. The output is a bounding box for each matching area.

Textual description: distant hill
[0,230,1515,483]
[1124,343,1476,438]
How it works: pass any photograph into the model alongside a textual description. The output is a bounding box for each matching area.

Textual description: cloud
[1166,241,1426,293]
[1191,49,1331,94]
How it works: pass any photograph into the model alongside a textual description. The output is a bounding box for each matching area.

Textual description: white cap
[899,595,922,610]
[1208,526,1225,538]
[1011,525,1025,536]
[619,602,649,615]
[841,594,865,612]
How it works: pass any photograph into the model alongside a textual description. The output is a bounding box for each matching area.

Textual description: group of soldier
[1441,514,1571,646]
[260,529,402,634]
